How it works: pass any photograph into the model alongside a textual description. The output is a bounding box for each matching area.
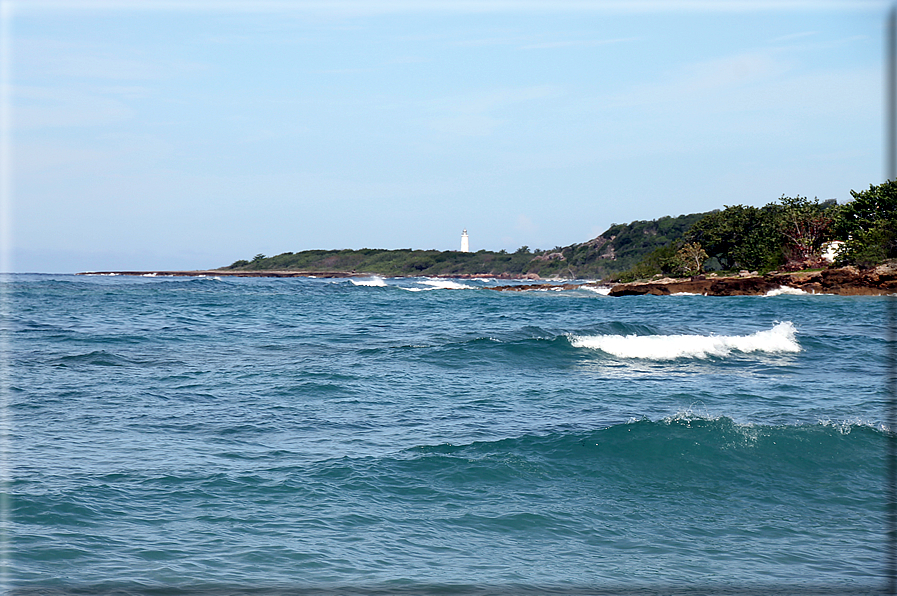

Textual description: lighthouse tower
[460,229,469,252]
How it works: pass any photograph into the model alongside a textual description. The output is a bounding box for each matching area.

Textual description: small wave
[401,279,476,291]
[350,277,387,287]
[422,279,474,290]
[765,286,807,297]
[569,321,799,360]
[57,350,137,367]
[581,286,611,295]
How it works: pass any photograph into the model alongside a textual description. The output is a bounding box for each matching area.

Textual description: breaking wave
[581,286,612,295]
[568,321,800,360]
[765,286,808,297]
[402,279,476,291]
[350,276,387,287]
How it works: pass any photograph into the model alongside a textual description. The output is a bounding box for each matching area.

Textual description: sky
[1,0,890,273]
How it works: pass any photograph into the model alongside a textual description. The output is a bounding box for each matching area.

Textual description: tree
[833,179,897,266]
[687,204,783,271]
[777,195,834,265]
[674,242,708,276]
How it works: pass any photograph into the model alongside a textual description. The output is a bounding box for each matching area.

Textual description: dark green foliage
[609,243,682,283]
[687,204,784,271]
[614,194,847,282]
[833,179,897,267]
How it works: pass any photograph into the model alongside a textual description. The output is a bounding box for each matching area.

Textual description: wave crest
[568,321,799,360]
[350,277,387,287]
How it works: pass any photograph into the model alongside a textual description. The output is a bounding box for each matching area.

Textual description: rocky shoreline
[79,264,897,296]
[487,263,897,296]
[603,264,897,297]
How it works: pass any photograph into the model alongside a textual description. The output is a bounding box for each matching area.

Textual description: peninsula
[81,179,897,296]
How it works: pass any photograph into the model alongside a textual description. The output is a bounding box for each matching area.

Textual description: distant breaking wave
[350,276,387,287]
[569,321,799,360]
[765,286,808,297]
[402,279,477,291]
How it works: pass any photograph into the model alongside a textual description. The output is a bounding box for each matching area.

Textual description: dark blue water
[6,274,891,594]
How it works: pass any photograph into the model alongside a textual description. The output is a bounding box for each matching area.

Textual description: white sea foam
[350,277,387,287]
[765,286,807,297]
[569,321,800,360]
[422,279,473,290]
[818,418,885,434]
[401,279,475,291]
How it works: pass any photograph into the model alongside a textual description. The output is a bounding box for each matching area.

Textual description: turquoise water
[6,274,891,594]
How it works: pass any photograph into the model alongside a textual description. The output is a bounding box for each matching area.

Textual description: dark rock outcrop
[607,264,897,297]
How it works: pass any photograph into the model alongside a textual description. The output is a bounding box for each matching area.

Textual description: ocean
[5,273,892,594]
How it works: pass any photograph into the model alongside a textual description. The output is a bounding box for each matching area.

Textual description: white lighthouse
[460,229,469,252]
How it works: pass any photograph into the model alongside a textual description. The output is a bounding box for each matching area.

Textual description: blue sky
[3,0,889,273]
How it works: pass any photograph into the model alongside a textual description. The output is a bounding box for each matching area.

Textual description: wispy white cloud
[521,37,639,50]
[14,38,209,83]
[13,85,135,129]
[768,30,818,43]
[427,85,561,137]
[15,39,166,80]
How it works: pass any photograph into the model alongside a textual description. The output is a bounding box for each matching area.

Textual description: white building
[460,229,469,252]
[821,240,845,263]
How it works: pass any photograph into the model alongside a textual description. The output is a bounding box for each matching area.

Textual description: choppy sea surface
[5,273,892,594]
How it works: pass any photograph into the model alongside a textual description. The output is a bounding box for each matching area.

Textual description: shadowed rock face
[607,264,897,297]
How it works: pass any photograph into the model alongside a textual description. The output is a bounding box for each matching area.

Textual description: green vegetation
[612,195,841,281]
[612,181,897,281]
[833,180,897,267]
[222,212,709,279]
[223,180,897,281]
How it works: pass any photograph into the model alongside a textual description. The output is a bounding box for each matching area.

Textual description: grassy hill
[222,211,711,279]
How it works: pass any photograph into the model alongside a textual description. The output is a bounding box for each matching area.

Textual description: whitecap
[421,279,474,290]
[764,286,807,297]
[569,321,800,360]
[581,286,612,296]
[350,277,387,287]
[401,279,475,291]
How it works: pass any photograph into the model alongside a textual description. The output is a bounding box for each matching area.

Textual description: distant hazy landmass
[222,211,710,279]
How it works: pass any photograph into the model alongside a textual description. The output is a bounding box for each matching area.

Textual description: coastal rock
[608,265,897,297]
[487,283,584,292]
[607,275,779,297]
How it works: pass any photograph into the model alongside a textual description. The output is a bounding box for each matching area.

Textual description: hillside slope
[222,211,711,279]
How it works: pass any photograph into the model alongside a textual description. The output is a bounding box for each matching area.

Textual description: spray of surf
[350,277,387,287]
[569,321,800,360]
